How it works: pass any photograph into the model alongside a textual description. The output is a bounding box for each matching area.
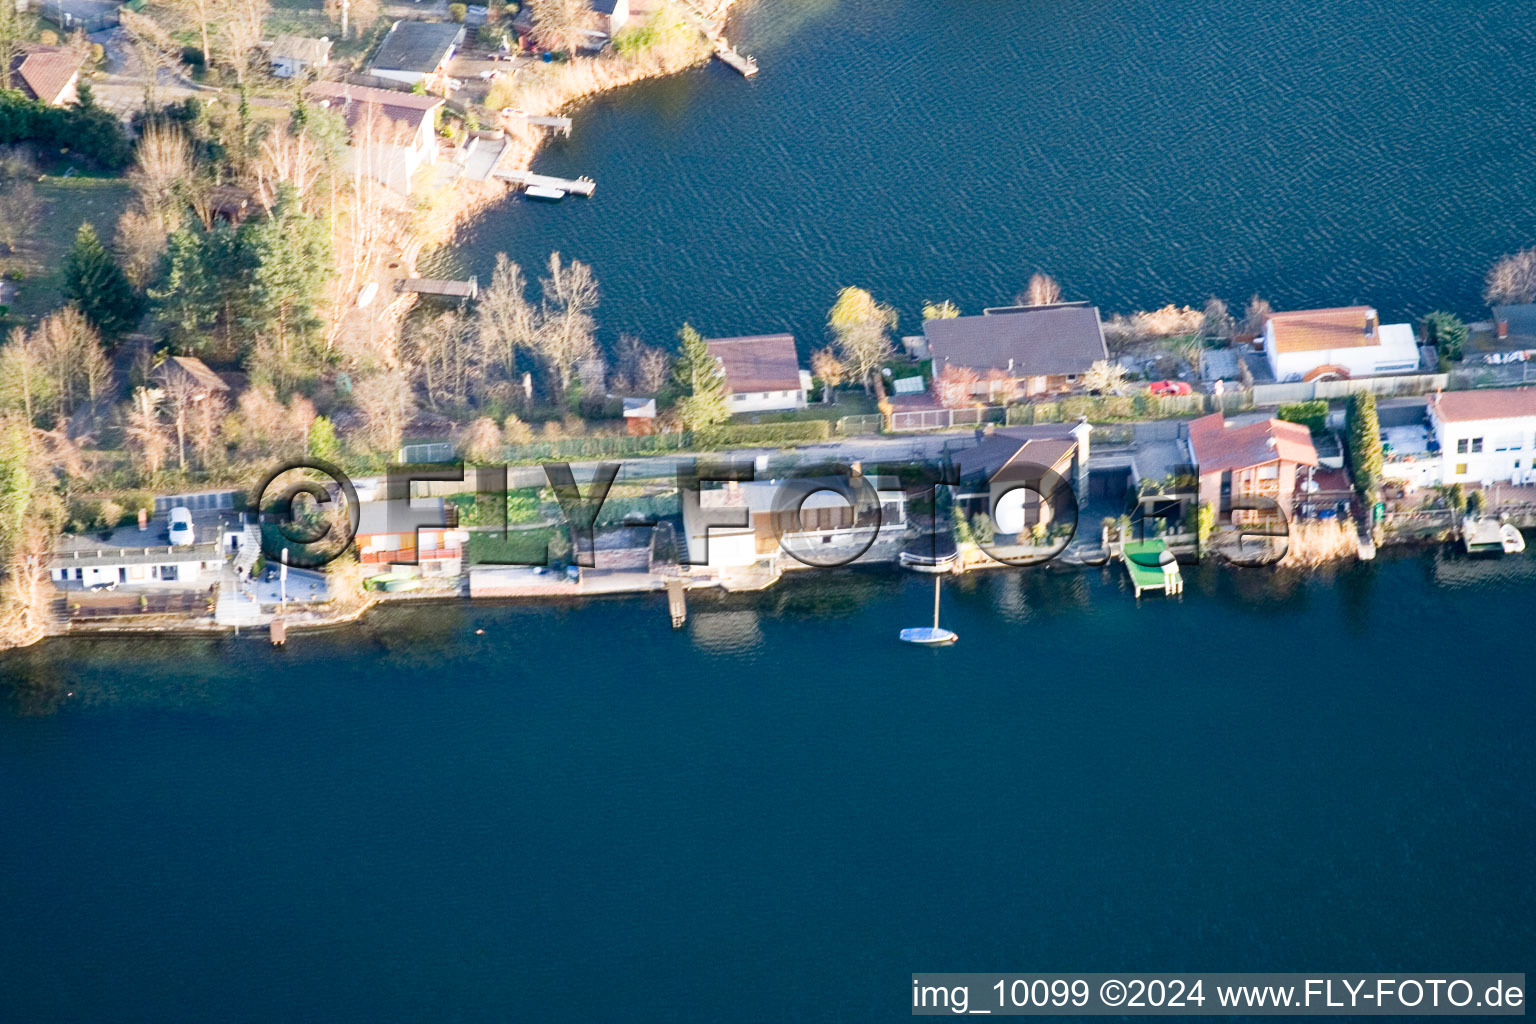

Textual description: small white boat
[524,185,567,201]
[900,576,957,645]
[1501,523,1526,554]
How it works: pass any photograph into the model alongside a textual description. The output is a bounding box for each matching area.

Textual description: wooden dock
[399,276,478,300]
[713,39,758,77]
[270,619,287,646]
[502,111,573,137]
[665,577,687,628]
[1121,539,1183,598]
[493,168,596,197]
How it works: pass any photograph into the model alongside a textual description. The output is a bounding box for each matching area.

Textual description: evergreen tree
[1422,311,1467,363]
[0,416,33,561]
[151,220,255,357]
[241,184,333,367]
[1346,391,1384,494]
[672,322,730,432]
[62,222,142,339]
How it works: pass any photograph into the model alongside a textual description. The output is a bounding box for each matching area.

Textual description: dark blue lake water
[440,0,1536,353]
[2,552,1534,1021]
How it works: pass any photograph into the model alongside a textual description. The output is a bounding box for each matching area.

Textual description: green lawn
[465,526,559,566]
[4,177,133,325]
[735,391,878,424]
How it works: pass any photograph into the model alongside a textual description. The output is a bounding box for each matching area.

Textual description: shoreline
[15,531,1481,652]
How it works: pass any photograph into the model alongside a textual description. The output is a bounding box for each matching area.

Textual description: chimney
[1498,319,1510,340]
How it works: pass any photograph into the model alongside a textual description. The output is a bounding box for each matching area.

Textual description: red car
[1148,380,1192,396]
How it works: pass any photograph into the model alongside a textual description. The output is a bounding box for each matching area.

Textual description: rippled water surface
[2,551,1535,1021]
[442,0,1536,350]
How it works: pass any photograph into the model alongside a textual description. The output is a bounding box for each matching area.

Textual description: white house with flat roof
[1428,388,1536,486]
[1262,307,1421,382]
[49,543,222,589]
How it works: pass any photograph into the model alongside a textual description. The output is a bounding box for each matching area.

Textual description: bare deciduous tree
[1083,359,1130,396]
[231,385,313,461]
[810,346,846,403]
[130,122,192,221]
[115,207,170,288]
[1016,272,1062,307]
[1485,248,1536,306]
[404,310,474,410]
[476,253,540,383]
[459,416,503,463]
[189,387,226,469]
[119,8,186,106]
[615,334,669,395]
[218,0,270,82]
[1242,295,1274,337]
[125,386,169,480]
[933,364,980,408]
[528,0,594,54]
[352,369,414,456]
[32,307,111,421]
[534,252,599,399]
[0,178,36,256]
[1202,296,1234,340]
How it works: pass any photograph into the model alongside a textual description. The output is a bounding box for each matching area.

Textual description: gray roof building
[924,302,1109,379]
[370,21,464,75]
[1493,304,1536,346]
[49,543,221,570]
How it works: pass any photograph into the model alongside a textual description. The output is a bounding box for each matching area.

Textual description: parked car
[87,581,117,593]
[167,507,194,546]
[1149,380,1192,396]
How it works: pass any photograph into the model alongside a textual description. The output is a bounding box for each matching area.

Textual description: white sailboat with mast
[900,575,958,646]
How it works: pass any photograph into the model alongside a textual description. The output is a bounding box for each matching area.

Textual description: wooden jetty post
[665,578,687,628]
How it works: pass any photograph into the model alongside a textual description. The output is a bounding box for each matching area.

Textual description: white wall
[728,388,806,413]
[1264,322,1421,382]
[369,68,428,87]
[52,560,207,586]
[1432,412,1536,485]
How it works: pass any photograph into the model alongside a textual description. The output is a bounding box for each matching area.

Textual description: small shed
[151,356,232,402]
[270,35,333,78]
[623,397,658,435]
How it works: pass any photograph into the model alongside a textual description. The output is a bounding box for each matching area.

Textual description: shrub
[449,2,467,21]
[95,500,125,532]
[0,90,131,168]
[1277,399,1329,435]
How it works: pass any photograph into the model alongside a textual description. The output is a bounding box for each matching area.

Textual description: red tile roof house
[9,45,83,106]
[924,301,1110,403]
[1260,306,1420,382]
[705,334,811,413]
[1187,413,1319,524]
[306,81,444,194]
